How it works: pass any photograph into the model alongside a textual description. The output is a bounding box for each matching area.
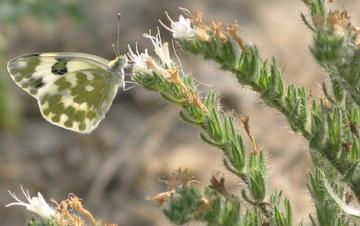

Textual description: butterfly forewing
[7,53,110,98]
[38,68,119,133]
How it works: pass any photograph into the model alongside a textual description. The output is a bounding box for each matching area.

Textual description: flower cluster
[128,29,173,76]
[160,8,247,51]
[6,186,117,226]
[128,29,208,112]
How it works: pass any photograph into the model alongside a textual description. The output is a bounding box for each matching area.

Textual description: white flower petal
[144,30,173,68]
[171,15,195,39]
[6,187,55,218]
[160,13,195,39]
[128,44,151,73]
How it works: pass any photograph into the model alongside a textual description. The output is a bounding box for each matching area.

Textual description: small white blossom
[6,186,55,218]
[143,30,173,68]
[128,43,151,73]
[160,12,195,39]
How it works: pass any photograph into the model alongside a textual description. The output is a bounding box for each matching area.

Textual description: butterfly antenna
[117,13,121,56]
[112,43,119,57]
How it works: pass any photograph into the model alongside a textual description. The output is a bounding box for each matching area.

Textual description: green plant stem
[134,63,292,224]
[178,37,360,202]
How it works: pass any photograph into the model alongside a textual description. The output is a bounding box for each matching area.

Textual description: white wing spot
[73,121,80,131]
[67,61,95,72]
[85,85,94,92]
[78,102,88,111]
[42,74,59,84]
[61,96,89,111]
[66,74,77,87]
[47,112,56,120]
[33,58,57,78]
[61,96,75,108]
[86,73,94,81]
[46,84,59,95]
[41,102,49,110]
[59,114,69,125]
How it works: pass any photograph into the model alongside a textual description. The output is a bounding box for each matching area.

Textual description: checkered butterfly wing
[7,53,121,133]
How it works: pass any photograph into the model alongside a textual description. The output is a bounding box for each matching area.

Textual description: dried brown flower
[328,10,352,37]
[160,168,199,190]
[240,116,258,154]
[227,23,247,51]
[147,191,173,206]
[211,22,228,43]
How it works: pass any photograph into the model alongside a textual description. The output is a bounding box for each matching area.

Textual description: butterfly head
[108,55,128,71]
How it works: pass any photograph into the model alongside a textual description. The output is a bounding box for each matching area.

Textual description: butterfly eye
[118,55,129,68]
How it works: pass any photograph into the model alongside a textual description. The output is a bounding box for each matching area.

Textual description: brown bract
[320,96,333,110]
[198,197,209,210]
[54,194,118,226]
[328,10,352,38]
[167,68,209,113]
[148,191,174,206]
[148,168,199,206]
[160,167,199,190]
[192,11,204,27]
[211,22,228,43]
[209,175,236,204]
[240,116,258,154]
[55,198,85,226]
[194,27,210,42]
[227,23,247,51]
[169,68,188,94]
[312,14,325,30]
[188,10,248,50]
[146,57,169,78]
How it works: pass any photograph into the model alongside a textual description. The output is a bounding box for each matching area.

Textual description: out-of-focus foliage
[0,0,83,23]
[0,33,18,131]
[0,0,84,132]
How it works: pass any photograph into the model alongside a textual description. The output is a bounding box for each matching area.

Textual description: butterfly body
[7,52,128,133]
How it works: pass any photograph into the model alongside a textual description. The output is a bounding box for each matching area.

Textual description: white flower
[143,30,173,68]
[128,43,151,73]
[6,186,55,218]
[160,12,195,39]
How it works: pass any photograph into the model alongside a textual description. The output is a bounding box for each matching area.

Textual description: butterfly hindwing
[38,68,119,133]
[7,53,110,99]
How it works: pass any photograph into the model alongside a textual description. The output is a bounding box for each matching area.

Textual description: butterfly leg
[123,83,137,91]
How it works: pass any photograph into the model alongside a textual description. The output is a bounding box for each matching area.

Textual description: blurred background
[0,0,359,225]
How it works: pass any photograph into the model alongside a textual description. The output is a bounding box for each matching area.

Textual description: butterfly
[7,52,128,133]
